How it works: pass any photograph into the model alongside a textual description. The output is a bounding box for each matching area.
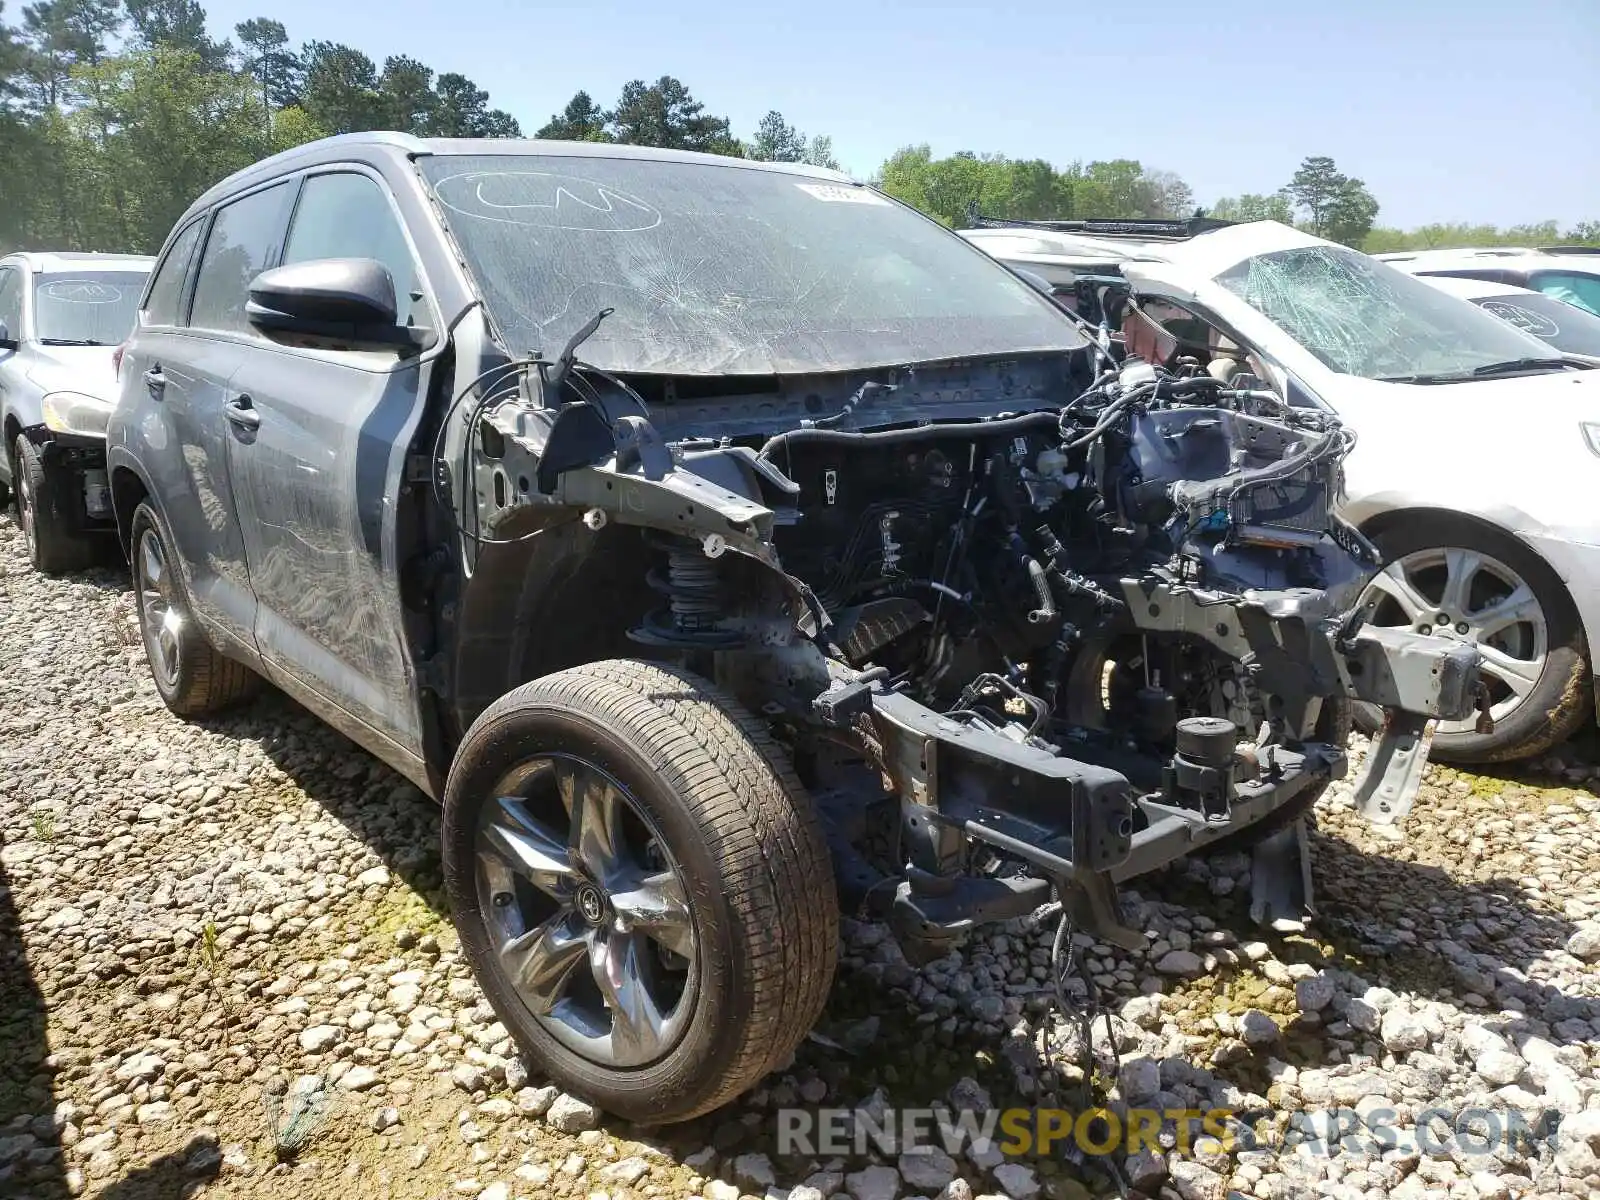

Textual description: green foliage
[536,88,606,141]
[750,109,806,162]
[124,0,226,66]
[1210,192,1294,223]
[609,75,731,152]
[1363,219,1600,254]
[804,134,840,171]
[1287,155,1379,246]
[234,17,299,110]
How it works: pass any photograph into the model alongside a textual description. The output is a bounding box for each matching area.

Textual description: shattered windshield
[420,154,1083,376]
[32,272,147,346]
[1214,246,1555,381]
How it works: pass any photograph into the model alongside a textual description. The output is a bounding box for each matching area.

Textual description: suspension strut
[628,534,744,648]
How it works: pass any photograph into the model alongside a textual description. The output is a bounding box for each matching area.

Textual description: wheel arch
[109,459,152,559]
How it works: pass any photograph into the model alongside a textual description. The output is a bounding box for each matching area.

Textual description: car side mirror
[246,258,413,348]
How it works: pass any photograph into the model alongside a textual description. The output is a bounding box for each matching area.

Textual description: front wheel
[13,435,95,575]
[442,660,838,1124]
[1358,516,1591,763]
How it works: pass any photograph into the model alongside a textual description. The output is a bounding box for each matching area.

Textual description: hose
[756,410,1061,463]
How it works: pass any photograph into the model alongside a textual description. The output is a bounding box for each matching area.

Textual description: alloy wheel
[474,754,698,1069]
[1363,546,1547,733]
[136,529,183,688]
[15,455,35,556]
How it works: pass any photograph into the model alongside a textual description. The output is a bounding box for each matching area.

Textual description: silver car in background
[0,252,154,572]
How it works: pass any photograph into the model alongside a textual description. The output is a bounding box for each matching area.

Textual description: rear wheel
[443,660,838,1124]
[13,434,95,575]
[1358,516,1590,763]
[130,501,258,715]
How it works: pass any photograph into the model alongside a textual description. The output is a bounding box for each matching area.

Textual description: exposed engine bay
[461,346,1485,954]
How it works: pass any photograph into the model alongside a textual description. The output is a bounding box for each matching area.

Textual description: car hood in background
[25,344,120,403]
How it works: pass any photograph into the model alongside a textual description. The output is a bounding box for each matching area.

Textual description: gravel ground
[2,510,1599,1200]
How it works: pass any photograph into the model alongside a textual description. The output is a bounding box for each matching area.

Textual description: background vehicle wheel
[443,659,838,1125]
[1357,515,1591,764]
[12,435,94,575]
[130,501,258,716]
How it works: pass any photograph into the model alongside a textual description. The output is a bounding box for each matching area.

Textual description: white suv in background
[1376,246,1600,317]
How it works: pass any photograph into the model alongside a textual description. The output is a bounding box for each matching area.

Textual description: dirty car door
[222,168,433,759]
[138,190,294,655]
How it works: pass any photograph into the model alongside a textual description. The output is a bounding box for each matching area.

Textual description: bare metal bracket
[1350,710,1435,826]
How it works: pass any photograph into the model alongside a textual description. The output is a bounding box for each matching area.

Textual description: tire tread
[458,659,838,1121]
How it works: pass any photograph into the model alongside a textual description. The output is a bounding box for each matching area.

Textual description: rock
[450,1064,486,1094]
[544,1093,600,1133]
[1118,1057,1161,1102]
[1468,1171,1509,1200]
[1474,1050,1524,1087]
[991,1163,1040,1200]
[516,1085,557,1116]
[938,1182,974,1200]
[969,994,1005,1023]
[601,1158,650,1185]
[502,1056,530,1092]
[87,1150,118,1180]
[733,1153,776,1191]
[705,1183,740,1200]
[298,1025,340,1053]
[1238,1009,1280,1046]
[1566,923,1600,961]
[1124,1148,1166,1192]
[1344,996,1380,1032]
[1155,950,1204,977]
[1167,1159,1227,1200]
[356,865,392,887]
[788,1188,826,1200]
[135,1102,175,1125]
[846,1164,902,1200]
[1295,974,1335,1011]
[948,1077,992,1112]
[371,1107,401,1132]
[1380,1007,1430,1053]
[113,1051,164,1083]
[898,1146,958,1192]
[1121,994,1162,1028]
[339,1066,379,1091]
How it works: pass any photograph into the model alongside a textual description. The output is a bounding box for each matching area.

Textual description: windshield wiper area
[1379,357,1574,385]
[39,337,109,347]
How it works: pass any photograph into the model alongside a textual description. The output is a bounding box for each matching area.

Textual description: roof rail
[963,207,1235,238]
[1538,245,1600,255]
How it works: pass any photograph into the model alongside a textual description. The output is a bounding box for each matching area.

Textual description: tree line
[1,1,1592,258]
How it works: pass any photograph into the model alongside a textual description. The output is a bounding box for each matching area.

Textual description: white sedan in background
[964,219,1600,764]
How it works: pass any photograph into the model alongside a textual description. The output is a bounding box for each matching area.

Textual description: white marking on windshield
[431,171,663,232]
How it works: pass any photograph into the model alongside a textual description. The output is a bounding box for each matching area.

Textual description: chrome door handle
[143,366,166,397]
[224,394,261,430]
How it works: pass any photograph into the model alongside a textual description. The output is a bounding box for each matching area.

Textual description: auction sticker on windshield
[795,183,890,205]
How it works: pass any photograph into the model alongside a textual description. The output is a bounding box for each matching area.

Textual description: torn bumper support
[819,620,1480,950]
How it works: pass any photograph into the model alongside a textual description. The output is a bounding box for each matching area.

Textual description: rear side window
[190,183,293,334]
[282,172,423,326]
[1529,271,1600,318]
[0,267,22,336]
[143,220,204,327]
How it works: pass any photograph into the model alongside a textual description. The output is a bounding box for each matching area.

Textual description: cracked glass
[420,154,1083,376]
[1214,246,1555,381]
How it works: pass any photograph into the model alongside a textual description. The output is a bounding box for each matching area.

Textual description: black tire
[13,434,95,575]
[129,501,258,716]
[443,659,839,1124]
[1358,516,1591,764]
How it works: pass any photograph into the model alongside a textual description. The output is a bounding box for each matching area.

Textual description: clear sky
[201,0,1599,230]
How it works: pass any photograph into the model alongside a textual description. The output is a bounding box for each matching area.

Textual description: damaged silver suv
[108,134,1483,1124]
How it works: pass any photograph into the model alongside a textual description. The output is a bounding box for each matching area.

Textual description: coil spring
[629,535,742,648]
